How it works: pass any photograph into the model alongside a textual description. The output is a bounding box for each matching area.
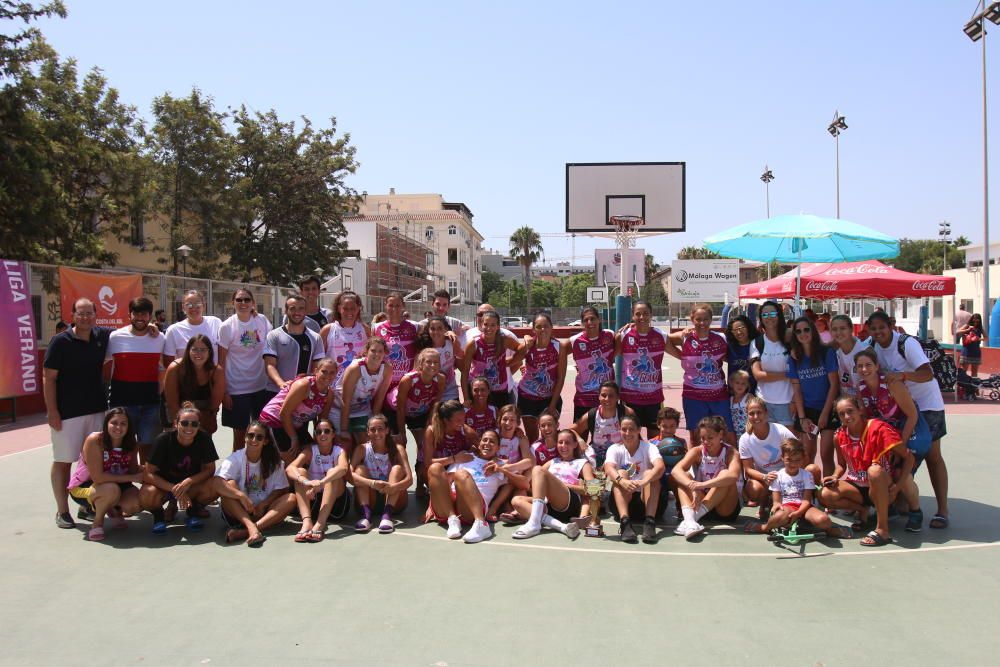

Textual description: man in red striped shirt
[106,297,165,460]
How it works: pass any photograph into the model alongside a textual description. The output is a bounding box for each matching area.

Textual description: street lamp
[827,111,848,219]
[176,244,192,285]
[939,221,952,273]
[760,165,775,279]
[963,1,1000,340]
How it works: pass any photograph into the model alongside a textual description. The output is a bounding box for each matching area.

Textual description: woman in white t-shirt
[749,300,794,427]
[163,289,223,367]
[603,415,666,545]
[831,314,868,398]
[218,288,272,451]
[511,428,591,540]
[739,397,795,519]
[213,421,295,547]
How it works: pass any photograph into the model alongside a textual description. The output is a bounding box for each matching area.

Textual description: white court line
[0,443,50,459]
[396,529,1000,558]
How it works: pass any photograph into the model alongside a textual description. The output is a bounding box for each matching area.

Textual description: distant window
[448,248,458,265]
[448,225,457,235]
[448,280,458,297]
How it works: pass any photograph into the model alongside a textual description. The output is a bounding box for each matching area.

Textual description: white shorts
[51,412,104,463]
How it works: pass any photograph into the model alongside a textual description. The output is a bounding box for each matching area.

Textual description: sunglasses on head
[178,420,200,428]
[245,432,267,442]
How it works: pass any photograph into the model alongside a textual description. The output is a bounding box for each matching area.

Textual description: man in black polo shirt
[43,298,111,529]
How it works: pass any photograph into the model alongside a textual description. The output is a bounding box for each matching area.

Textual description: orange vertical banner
[58,268,142,329]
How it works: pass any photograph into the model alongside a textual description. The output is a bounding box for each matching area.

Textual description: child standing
[745,438,849,537]
[648,407,686,521]
[729,370,751,435]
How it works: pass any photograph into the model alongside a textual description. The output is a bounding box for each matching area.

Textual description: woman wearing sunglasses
[786,316,840,473]
[218,288,272,451]
[214,421,295,547]
[749,300,795,427]
[140,403,220,534]
[286,417,350,542]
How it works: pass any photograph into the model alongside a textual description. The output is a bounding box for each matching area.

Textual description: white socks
[695,504,709,521]
[541,514,567,532]
[681,506,696,523]
[526,498,546,531]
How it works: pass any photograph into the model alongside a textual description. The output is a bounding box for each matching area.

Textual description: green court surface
[2,366,999,666]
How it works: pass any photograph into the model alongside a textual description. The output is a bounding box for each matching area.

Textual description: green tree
[230,106,358,285]
[557,273,596,307]
[146,89,237,277]
[755,260,785,281]
[0,0,65,81]
[529,280,560,308]
[484,280,523,309]
[481,269,504,303]
[892,236,970,274]
[509,226,543,311]
[0,52,145,266]
[677,246,722,260]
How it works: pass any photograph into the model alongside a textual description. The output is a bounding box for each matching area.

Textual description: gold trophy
[583,470,608,537]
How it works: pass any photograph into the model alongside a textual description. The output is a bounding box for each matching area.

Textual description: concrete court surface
[2,361,1000,666]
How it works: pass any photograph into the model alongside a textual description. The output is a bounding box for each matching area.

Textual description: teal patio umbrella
[703,214,900,303]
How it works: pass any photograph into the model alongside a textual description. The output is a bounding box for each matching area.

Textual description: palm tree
[509,226,543,311]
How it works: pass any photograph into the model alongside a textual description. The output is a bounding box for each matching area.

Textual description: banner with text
[59,267,142,329]
[670,259,740,302]
[0,260,39,397]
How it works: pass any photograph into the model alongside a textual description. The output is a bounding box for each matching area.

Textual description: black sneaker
[77,506,96,521]
[620,518,638,544]
[642,517,658,544]
[55,512,75,529]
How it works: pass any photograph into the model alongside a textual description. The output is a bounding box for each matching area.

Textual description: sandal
[860,530,893,547]
[512,525,540,539]
[308,528,325,543]
[929,514,949,530]
[378,517,395,534]
[294,530,311,543]
[151,521,168,535]
[87,526,106,541]
[247,533,266,548]
[184,516,204,532]
[355,518,371,533]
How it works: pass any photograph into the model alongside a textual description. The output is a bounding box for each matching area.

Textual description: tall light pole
[176,244,192,288]
[827,111,848,219]
[964,1,1000,340]
[760,165,775,278]
[939,221,952,274]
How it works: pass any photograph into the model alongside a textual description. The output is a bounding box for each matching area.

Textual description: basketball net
[609,215,644,290]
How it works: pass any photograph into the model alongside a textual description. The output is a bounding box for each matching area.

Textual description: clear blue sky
[38,1,997,270]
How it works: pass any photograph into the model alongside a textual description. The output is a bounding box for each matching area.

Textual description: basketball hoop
[608,215,644,295]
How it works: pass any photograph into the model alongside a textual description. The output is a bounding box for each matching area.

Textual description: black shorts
[797,406,841,432]
[704,501,742,522]
[270,424,313,452]
[488,390,514,410]
[625,402,661,432]
[517,394,563,419]
[404,412,431,432]
[610,492,648,522]
[846,480,873,506]
[222,390,270,429]
[310,489,351,520]
[548,492,583,523]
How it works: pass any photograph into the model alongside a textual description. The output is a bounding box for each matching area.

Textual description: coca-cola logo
[827,264,889,276]
[912,280,945,291]
[806,281,839,291]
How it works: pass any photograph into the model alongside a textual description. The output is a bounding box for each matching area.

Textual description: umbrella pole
[795,248,802,312]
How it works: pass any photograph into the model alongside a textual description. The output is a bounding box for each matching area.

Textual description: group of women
[66,288,946,548]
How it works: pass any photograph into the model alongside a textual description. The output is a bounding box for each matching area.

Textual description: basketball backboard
[595,248,646,287]
[566,162,685,234]
[586,286,608,303]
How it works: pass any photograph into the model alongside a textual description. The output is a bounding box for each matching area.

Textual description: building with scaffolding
[349,191,484,304]
[338,218,434,311]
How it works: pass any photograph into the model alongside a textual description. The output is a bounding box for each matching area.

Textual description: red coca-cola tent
[738,261,955,300]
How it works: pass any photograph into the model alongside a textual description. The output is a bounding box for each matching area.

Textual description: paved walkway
[3,360,999,665]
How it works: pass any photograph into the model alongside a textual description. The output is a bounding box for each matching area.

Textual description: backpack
[875,334,957,393]
[586,403,628,442]
[753,335,788,356]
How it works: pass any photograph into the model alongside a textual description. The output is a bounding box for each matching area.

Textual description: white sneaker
[463,519,492,544]
[562,521,580,540]
[674,520,693,536]
[446,515,463,539]
[683,521,707,541]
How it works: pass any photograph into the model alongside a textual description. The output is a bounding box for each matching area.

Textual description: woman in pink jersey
[68,408,143,542]
[461,310,522,409]
[371,293,420,393]
[514,312,569,442]
[387,348,445,448]
[259,357,337,464]
[319,290,371,386]
[464,376,497,435]
[670,416,742,540]
[530,411,561,465]
[420,400,479,505]
[615,300,667,437]
[416,316,463,402]
[664,303,734,440]
[511,428,591,539]
[570,306,617,421]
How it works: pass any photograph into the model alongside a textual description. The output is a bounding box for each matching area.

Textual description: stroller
[957,369,1000,401]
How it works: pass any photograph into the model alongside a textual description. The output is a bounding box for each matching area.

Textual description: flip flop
[247,533,266,548]
[860,530,893,547]
[294,530,311,543]
[308,529,325,543]
[929,514,949,529]
[87,526,106,541]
